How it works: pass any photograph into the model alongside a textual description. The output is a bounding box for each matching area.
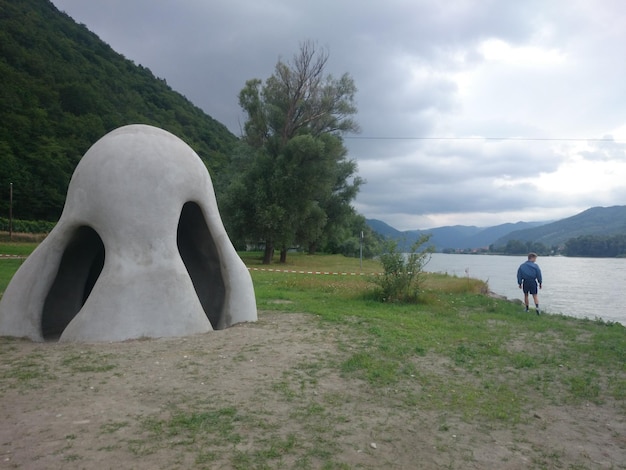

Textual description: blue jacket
[517,260,542,285]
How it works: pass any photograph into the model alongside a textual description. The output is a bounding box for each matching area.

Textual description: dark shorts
[522,280,538,295]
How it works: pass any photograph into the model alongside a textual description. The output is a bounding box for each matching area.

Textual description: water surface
[424,253,626,325]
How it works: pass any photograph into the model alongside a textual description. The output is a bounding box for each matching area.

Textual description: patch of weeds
[417,371,524,424]
[127,439,158,456]
[142,406,243,450]
[323,391,351,407]
[231,434,310,470]
[297,359,325,376]
[607,376,626,400]
[0,354,54,386]
[290,402,326,422]
[568,464,592,470]
[321,461,351,470]
[174,408,241,442]
[61,351,117,373]
[526,370,559,398]
[340,351,399,385]
[97,444,120,452]
[283,400,346,462]
[451,343,478,366]
[272,379,298,400]
[294,361,327,392]
[400,389,421,407]
[256,433,298,460]
[0,342,18,355]
[510,352,538,369]
[305,437,337,461]
[100,421,129,434]
[485,300,500,312]
[451,341,502,371]
[63,454,81,462]
[531,445,566,468]
[195,450,218,465]
[399,362,420,381]
[438,422,450,432]
[231,450,253,469]
[232,352,248,362]
[566,370,601,403]
[477,382,524,422]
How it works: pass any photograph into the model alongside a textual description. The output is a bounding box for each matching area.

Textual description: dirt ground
[0,311,624,469]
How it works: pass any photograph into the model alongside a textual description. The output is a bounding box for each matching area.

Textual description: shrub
[0,217,56,234]
[372,234,434,303]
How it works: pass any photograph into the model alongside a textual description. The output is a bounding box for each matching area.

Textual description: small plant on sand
[371,234,434,303]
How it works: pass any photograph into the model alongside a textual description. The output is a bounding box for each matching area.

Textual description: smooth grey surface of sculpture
[0,124,257,342]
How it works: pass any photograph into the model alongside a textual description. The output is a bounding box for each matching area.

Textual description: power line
[344,136,624,142]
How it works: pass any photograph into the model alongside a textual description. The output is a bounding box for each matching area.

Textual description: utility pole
[9,182,13,240]
[360,230,363,270]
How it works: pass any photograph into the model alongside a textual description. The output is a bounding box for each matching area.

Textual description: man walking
[517,252,543,315]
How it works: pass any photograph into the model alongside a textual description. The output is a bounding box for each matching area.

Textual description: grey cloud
[50,0,626,229]
[580,140,626,162]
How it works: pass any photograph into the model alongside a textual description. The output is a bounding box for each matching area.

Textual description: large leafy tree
[225,41,361,264]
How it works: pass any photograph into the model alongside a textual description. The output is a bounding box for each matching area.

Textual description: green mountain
[368,206,626,252]
[0,0,238,221]
[493,205,626,247]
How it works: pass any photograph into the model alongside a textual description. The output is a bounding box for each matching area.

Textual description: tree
[501,240,541,255]
[323,213,383,259]
[564,234,626,257]
[227,41,360,264]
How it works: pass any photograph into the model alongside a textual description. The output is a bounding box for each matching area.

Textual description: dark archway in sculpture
[177,201,226,329]
[39,202,228,340]
[41,226,105,340]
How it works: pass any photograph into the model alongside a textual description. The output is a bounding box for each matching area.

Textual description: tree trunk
[263,242,274,265]
[280,247,288,263]
[308,242,317,255]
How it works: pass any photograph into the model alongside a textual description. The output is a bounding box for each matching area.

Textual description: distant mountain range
[367,205,626,251]
[493,205,626,247]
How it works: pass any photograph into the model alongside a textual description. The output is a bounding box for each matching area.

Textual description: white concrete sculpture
[0,124,257,342]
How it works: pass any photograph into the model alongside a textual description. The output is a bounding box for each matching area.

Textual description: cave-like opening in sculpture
[41,226,105,341]
[177,201,226,329]
[38,203,228,340]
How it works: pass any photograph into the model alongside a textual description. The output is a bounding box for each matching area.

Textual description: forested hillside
[494,206,626,248]
[0,0,238,221]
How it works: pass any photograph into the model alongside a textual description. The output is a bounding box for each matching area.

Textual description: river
[423,253,626,325]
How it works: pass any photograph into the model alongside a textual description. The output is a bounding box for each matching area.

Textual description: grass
[233,252,626,452]
[2,249,624,410]
[0,240,40,256]
[243,252,625,414]
[0,352,54,385]
[61,351,118,373]
[1,247,625,468]
[0,258,24,295]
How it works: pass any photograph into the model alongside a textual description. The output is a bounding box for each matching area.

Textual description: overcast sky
[50,0,626,230]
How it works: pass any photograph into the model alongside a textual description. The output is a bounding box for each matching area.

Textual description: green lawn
[1,249,625,411]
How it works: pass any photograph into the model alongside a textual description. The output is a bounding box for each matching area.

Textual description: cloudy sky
[50,0,626,230]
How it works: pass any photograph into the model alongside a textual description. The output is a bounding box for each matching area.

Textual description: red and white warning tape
[248,267,381,276]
